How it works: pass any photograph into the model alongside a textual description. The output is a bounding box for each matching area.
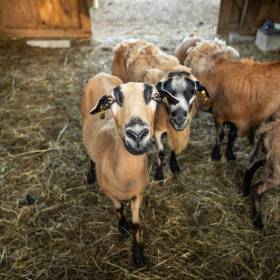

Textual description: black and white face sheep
[81,73,178,267]
[152,68,203,180]
[241,120,280,229]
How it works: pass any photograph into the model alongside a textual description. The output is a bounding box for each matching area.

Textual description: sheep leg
[211,123,223,161]
[225,123,238,161]
[131,194,145,268]
[154,131,165,181]
[87,160,96,184]
[112,198,129,238]
[170,150,180,174]
[248,127,256,145]
[251,181,273,229]
[241,139,265,196]
[219,124,225,144]
[241,160,264,196]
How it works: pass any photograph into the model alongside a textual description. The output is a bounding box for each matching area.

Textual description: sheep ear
[195,80,210,98]
[90,95,114,115]
[155,81,179,105]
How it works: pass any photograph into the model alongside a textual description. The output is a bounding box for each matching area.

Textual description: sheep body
[175,35,203,65]
[241,119,280,228]
[186,38,280,160]
[112,39,179,82]
[81,72,161,267]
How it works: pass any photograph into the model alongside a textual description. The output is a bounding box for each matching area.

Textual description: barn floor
[1,0,280,279]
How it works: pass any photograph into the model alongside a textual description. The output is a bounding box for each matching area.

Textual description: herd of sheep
[80,36,280,268]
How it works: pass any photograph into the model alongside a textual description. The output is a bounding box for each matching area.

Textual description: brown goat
[81,72,178,267]
[241,119,280,229]
[186,38,280,161]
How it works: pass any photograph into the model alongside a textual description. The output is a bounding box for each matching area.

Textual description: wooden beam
[0,28,91,38]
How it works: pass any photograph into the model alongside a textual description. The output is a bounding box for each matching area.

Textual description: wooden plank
[78,0,92,30]
[217,0,234,35]
[217,0,280,36]
[0,28,91,38]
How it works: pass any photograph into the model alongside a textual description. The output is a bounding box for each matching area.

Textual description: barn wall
[0,0,92,38]
[217,0,280,36]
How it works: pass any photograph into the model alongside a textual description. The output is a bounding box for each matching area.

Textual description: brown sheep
[241,119,280,229]
[112,39,179,82]
[175,35,203,65]
[81,72,178,267]
[175,36,213,112]
[186,38,280,161]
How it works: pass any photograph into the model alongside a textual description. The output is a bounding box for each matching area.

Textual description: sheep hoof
[87,171,96,185]
[170,164,180,174]
[239,186,250,197]
[211,147,221,161]
[119,220,130,238]
[154,167,164,181]
[133,243,145,268]
[226,152,236,161]
[253,215,264,230]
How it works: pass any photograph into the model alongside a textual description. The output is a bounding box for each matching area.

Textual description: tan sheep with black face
[81,72,178,267]
[241,119,280,229]
[185,38,280,161]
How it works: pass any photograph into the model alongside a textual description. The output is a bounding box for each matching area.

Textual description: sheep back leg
[241,139,265,196]
[154,131,165,181]
[87,160,96,184]
[131,194,145,268]
[225,123,238,161]
[111,197,130,238]
[251,181,273,229]
[211,119,224,161]
[241,160,264,196]
[170,150,180,174]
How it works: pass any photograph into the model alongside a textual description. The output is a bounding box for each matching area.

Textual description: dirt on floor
[1,0,280,279]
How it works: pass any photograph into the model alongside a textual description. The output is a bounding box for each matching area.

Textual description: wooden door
[0,0,92,38]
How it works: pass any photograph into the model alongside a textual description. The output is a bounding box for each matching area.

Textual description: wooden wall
[0,0,92,38]
[217,0,280,36]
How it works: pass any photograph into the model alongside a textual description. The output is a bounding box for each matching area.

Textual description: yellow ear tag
[163,97,169,106]
[100,106,105,119]
[201,90,208,101]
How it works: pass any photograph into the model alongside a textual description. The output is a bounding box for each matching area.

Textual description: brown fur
[112,39,179,82]
[186,39,280,137]
[81,72,157,201]
[258,120,280,189]
[244,119,280,228]
[175,35,203,65]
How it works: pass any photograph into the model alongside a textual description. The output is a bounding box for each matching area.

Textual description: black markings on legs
[87,160,96,184]
[170,150,180,174]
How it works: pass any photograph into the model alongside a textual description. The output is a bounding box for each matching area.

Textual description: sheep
[81,72,178,267]
[175,36,213,112]
[144,65,202,180]
[112,40,208,180]
[175,35,203,65]
[112,39,179,82]
[241,119,280,229]
[185,38,280,161]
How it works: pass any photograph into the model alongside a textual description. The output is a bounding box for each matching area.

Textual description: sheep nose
[125,127,149,143]
[172,110,187,127]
